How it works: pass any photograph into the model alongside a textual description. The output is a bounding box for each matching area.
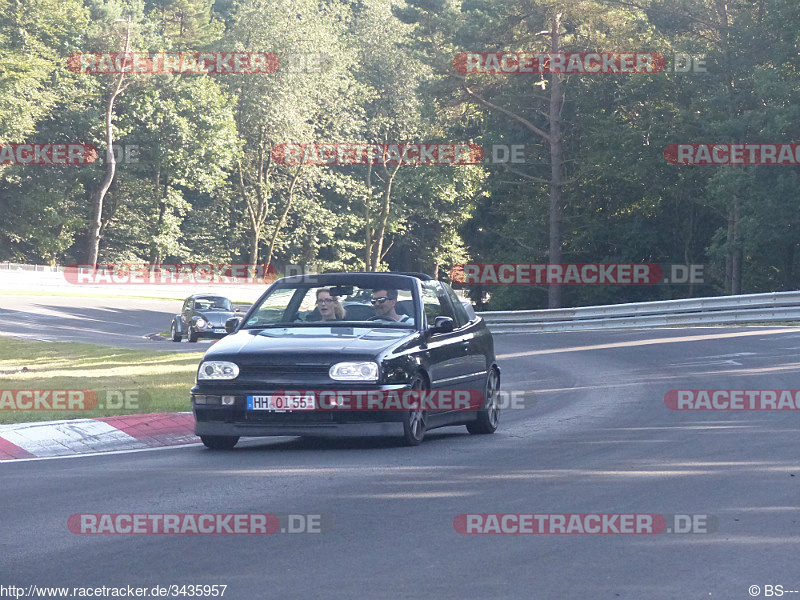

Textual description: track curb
[0,412,197,460]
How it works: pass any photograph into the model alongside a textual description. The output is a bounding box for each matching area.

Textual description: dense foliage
[1,0,797,309]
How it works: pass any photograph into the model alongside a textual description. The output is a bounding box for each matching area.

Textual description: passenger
[316,288,345,321]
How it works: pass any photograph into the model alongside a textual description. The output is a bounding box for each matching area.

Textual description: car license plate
[213,328,226,333]
[247,394,315,412]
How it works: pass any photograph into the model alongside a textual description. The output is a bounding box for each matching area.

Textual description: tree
[146,0,223,49]
[0,0,89,143]
[397,0,595,305]
[221,0,361,270]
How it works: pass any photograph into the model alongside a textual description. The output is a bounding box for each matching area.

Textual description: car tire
[171,322,182,342]
[200,435,239,450]
[401,375,427,446]
[188,327,199,343]
[467,367,500,435]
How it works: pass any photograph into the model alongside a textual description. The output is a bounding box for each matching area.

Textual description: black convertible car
[171,294,239,342]
[191,272,500,448]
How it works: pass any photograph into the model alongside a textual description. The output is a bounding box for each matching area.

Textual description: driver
[370,289,412,323]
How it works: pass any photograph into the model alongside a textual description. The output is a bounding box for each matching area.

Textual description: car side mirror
[234,306,244,313]
[225,317,242,334]
[428,316,455,335]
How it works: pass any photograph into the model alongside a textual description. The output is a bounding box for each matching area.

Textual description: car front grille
[238,364,331,377]
[234,363,332,386]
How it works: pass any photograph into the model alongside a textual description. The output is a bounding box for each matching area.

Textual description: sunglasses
[370,297,391,305]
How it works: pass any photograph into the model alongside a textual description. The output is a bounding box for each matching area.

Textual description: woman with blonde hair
[316,288,346,321]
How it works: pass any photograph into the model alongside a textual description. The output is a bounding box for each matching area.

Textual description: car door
[443,283,488,388]
[420,282,473,425]
[181,298,194,330]
[442,282,490,415]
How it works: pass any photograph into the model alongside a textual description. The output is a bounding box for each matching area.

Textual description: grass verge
[0,338,204,424]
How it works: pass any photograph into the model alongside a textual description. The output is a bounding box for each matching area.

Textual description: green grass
[0,338,204,424]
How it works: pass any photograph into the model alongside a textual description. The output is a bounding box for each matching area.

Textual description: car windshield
[243,281,416,329]
[194,297,233,311]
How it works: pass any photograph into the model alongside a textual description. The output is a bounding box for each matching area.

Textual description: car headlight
[195,318,207,328]
[329,361,379,382]
[197,361,239,380]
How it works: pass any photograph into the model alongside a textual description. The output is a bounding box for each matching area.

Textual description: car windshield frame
[240,275,421,330]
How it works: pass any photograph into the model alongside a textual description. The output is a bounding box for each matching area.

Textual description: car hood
[204,326,416,360]
[196,310,235,326]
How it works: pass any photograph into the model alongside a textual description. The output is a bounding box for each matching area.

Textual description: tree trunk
[685,204,696,297]
[265,167,302,269]
[715,0,743,295]
[364,163,373,270]
[547,10,564,309]
[459,10,567,308]
[248,230,259,271]
[237,129,271,278]
[238,160,264,275]
[149,165,164,265]
[725,210,733,292]
[370,161,401,271]
[85,20,130,266]
[730,194,741,295]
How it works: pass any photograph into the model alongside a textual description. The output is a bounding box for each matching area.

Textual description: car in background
[190,272,500,449]
[171,294,239,343]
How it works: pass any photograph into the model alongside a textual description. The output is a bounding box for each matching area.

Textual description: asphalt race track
[1,296,800,598]
[0,295,217,351]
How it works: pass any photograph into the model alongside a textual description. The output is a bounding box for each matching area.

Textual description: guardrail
[3,262,799,332]
[477,291,800,333]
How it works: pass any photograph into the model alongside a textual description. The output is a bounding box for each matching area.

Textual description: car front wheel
[467,367,500,435]
[188,327,199,343]
[401,375,427,446]
[171,322,182,342]
[200,435,239,450]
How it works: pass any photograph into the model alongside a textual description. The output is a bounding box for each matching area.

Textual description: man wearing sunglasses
[370,289,412,323]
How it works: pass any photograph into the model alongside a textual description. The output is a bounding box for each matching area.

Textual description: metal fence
[0,262,64,272]
[478,291,800,333]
